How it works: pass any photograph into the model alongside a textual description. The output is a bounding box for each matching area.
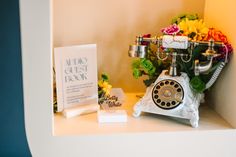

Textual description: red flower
[141,34,151,45]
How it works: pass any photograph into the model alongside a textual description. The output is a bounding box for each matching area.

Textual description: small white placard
[54,44,98,112]
[97,110,127,123]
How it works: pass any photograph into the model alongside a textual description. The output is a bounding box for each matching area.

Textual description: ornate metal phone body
[128,35,225,127]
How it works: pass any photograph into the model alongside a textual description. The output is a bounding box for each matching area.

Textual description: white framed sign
[54,44,98,112]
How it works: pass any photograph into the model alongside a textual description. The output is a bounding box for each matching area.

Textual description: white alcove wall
[20,0,236,156]
[53,0,206,92]
[204,0,236,128]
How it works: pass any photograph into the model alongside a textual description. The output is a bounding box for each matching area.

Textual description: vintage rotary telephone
[128,35,227,127]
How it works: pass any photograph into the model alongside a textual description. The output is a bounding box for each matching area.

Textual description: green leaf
[190,76,206,93]
[98,90,104,98]
[171,13,199,24]
[140,59,154,72]
[188,32,197,39]
[148,67,156,76]
[101,73,109,82]
[133,68,141,79]
[187,14,199,20]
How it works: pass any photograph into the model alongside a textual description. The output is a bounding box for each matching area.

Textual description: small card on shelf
[97,110,127,123]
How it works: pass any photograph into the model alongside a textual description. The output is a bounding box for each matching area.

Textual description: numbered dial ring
[152,79,184,110]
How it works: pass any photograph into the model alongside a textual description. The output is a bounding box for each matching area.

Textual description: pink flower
[161,24,180,35]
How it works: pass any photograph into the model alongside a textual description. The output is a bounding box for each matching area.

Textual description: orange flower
[203,28,228,43]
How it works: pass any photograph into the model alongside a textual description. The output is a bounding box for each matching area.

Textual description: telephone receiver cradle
[128,35,225,127]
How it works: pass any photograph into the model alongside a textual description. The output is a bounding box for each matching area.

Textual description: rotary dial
[152,79,184,110]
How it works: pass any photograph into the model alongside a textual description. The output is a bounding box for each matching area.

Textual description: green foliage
[140,59,155,75]
[190,76,206,93]
[171,13,199,24]
[98,73,111,98]
[132,58,157,77]
[148,66,156,76]
[101,73,109,82]
[131,46,174,87]
[131,57,159,85]
[133,68,141,79]
[187,14,199,20]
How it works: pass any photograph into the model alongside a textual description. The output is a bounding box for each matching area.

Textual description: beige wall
[204,0,236,127]
[53,0,205,92]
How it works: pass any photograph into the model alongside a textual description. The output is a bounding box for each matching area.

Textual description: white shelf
[53,93,233,136]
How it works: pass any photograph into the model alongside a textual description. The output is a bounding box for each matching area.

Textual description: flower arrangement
[98,73,121,107]
[98,73,112,97]
[132,13,233,93]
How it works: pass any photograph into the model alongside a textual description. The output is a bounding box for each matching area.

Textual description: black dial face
[152,79,184,110]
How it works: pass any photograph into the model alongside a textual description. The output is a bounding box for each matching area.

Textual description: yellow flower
[178,19,208,40]
[98,80,112,96]
[98,80,104,88]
